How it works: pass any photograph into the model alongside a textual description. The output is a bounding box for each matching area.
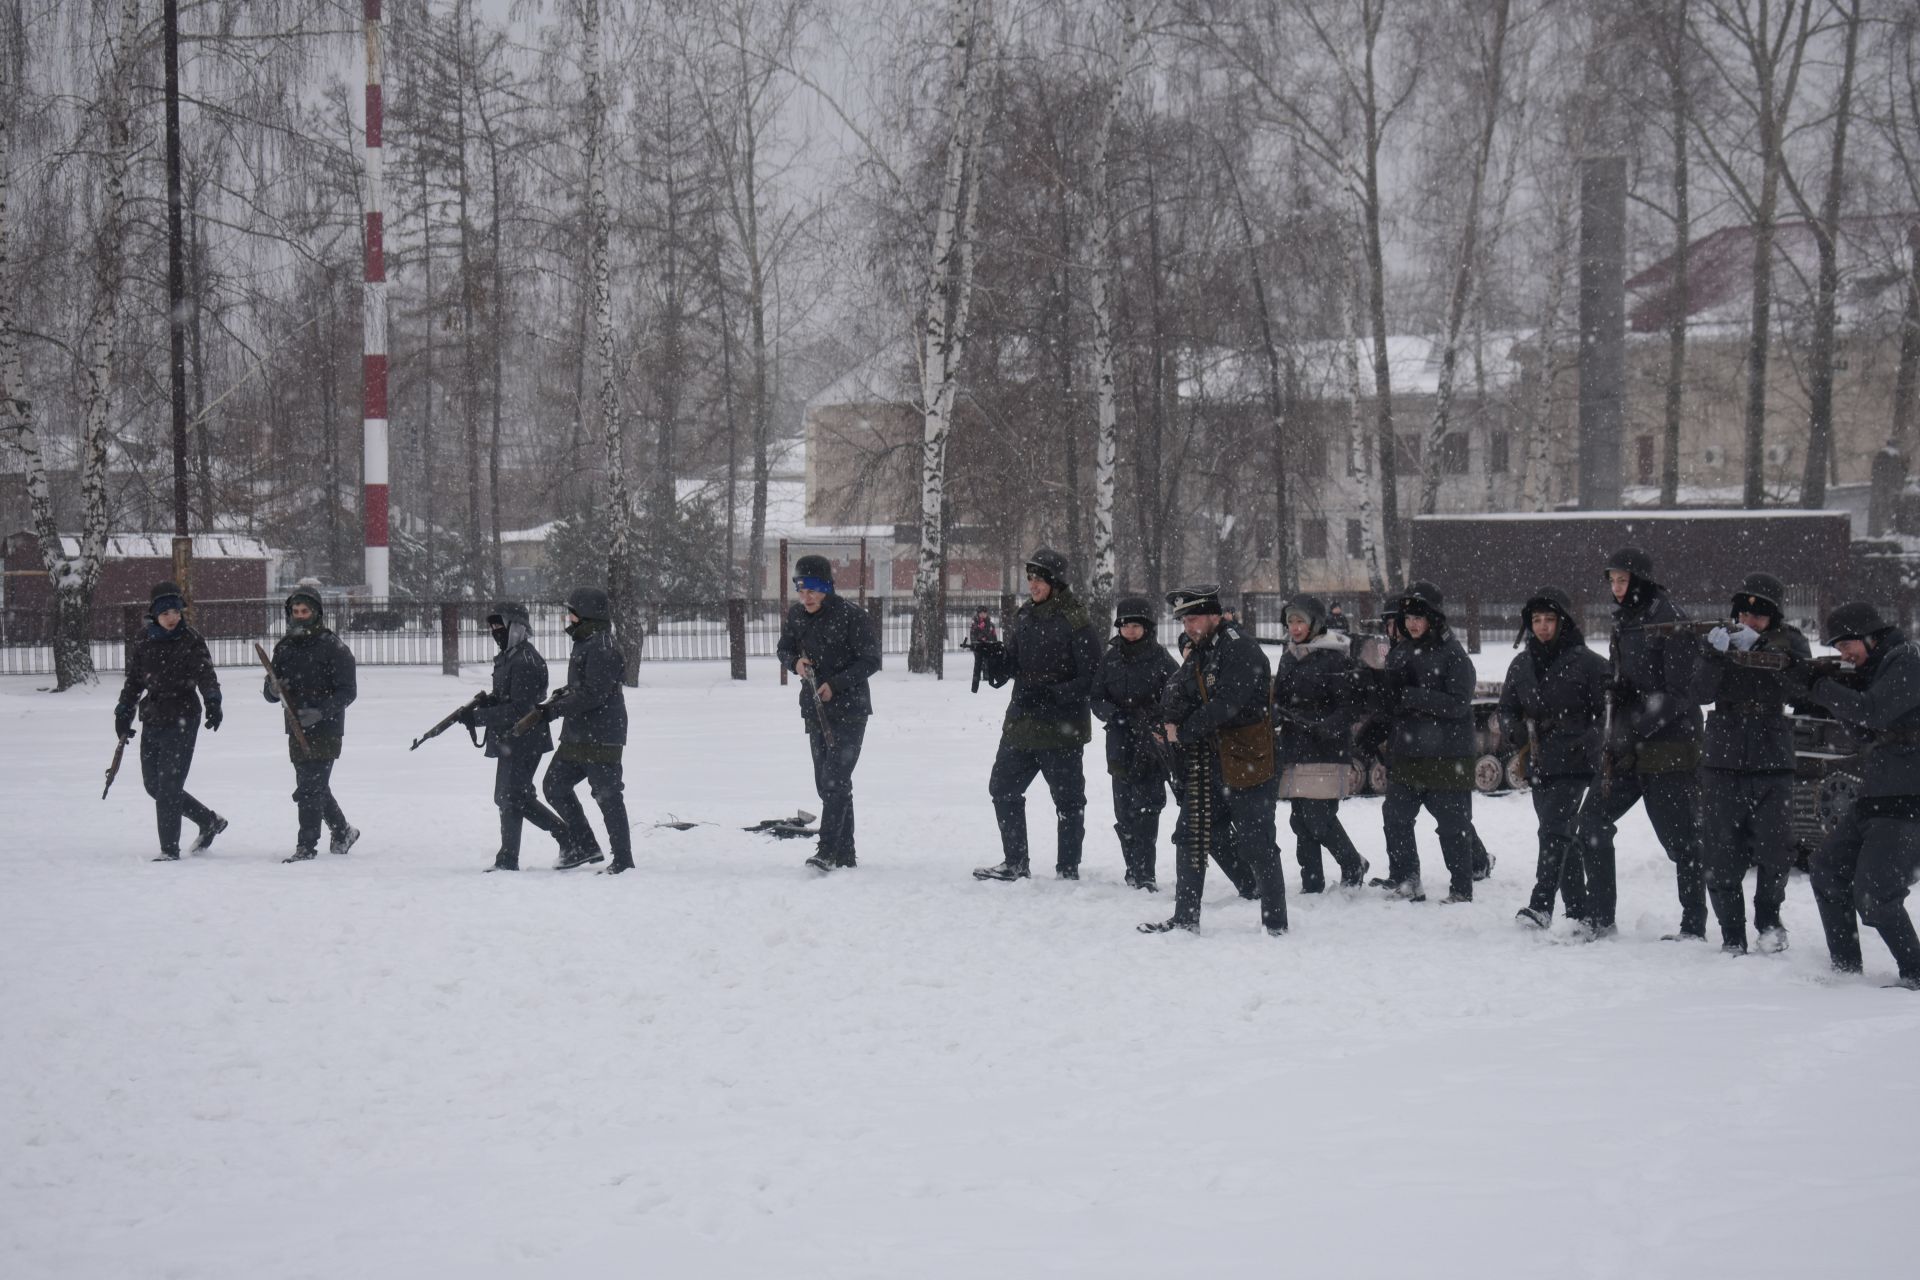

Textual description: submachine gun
[512,687,568,737]
[410,692,489,751]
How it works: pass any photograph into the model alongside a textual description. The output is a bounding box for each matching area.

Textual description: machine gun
[410,692,488,751]
[798,650,835,749]
[512,687,567,736]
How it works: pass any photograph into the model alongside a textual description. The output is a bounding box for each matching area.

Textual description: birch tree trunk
[1416,0,1510,515]
[1339,253,1387,598]
[907,0,990,676]
[584,0,641,682]
[0,0,138,689]
[1085,3,1139,620]
[1523,173,1576,512]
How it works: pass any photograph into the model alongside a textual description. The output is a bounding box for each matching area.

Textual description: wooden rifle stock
[255,641,311,754]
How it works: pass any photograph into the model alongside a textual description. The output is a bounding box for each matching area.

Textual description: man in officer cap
[973,548,1101,881]
[777,554,881,872]
[1579,547,1706,940]
[1792,603,1920,988]
[1140,584,1288,936]
[538,585,632,873]
[1691,572,1811,953]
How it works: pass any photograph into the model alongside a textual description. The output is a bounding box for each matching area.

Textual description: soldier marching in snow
[1089,595,1179,891]
[1498,587,1608,931]
[114,581,228,861]
[1789,603,1920,989]
[776,555,881,873]
[464,603,569,872]
[1140,584,1288,936]
[1580,547,1706,940]
[264,588,360,862]
[1272,594,1369,893]
[1373,581,1479,903]
[971,548,1102,882]
[1692,573,1812,954]
[537,586,632,873]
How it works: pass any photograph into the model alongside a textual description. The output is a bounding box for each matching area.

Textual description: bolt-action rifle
[512,687,567,736]
[254,641,311,754]
[102,732,131,799]
[410,692,488,751]
[799,650,835,749]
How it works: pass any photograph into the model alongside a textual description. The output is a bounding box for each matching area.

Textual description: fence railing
[0,592,1022,677]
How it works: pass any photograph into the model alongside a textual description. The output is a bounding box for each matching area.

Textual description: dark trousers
[1112,773,1167,883]
[543,755,632,864]
[989,743,1086,871]
[1524,776,1591,921]
[1700,769,1793,945]
[1809,808,1920,979]
[1382,780,1476,898]
[495,749,566,862]
[292,758,348,853]
[140,719,215,856]
[809,716,868,862]
[1577,768,1703,931]
[1290,798,1365,891]
[1169,765,1286,930]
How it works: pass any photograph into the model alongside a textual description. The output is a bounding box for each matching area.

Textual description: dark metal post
[727,597,746,680]
[440,602,460,675]
[778,538,789,686]
[165,0,193,606]
[1466,592,1481,654]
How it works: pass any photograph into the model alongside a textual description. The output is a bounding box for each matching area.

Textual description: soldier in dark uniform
[539,586,632,873]
[1792,603,1920,988]
[1693,573,1813,954]
[264,588,359,862]
[465,602,567,872]
[1374,581,1478,903]
[776,555,881,873]
[114,581,227,861]
[1579,547,1706,940]
[1273,594,1369,892]
[1498,587,1608,929]
[973,549,1101,881]
[1090,594,1179,891]
[1140,584,1287,935]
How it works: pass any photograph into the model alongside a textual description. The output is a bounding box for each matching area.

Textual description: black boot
[486,850,519,872]
[973,860,1029,881]
[1055,806,1085,879]
[556,845,605,870]
[1816,895,1865,973]
[190,814,228,854]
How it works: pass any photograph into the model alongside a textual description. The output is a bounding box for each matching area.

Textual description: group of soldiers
[105,541,1920,989]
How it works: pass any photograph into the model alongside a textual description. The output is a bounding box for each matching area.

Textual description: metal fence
[0,592,1023,677]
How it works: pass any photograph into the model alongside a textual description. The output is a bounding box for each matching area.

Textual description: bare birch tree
[907,0,992,676]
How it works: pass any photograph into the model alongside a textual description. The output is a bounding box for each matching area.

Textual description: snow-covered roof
[33,532,273,559]
[807,345,918,413]
[1414,508,1846,522]
[1181,334,1530,404]
[498,522,558,545]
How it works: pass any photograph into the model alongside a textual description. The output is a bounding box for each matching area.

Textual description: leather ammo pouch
[1197,666,1276,788]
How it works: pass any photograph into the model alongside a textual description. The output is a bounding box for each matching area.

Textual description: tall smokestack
[362,1,390,598]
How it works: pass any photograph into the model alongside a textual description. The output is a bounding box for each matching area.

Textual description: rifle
[1623,620,1722,636]
[1598,632,1618,800]
[102,732,130,799]
[254,641,311,754]
[512,687,566,736]
[410,692,487,751]
[799,651,835,749]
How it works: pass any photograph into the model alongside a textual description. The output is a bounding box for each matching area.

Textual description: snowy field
[5,655,1918,1277]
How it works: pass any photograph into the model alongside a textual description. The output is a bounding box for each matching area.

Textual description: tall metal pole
[164,0,192,602]
[362,1,391,598]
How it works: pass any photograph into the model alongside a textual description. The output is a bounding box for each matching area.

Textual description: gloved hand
[204,701,223,732]
[296,708,324,729]
[1728,624,1760,652]
[474,691,498,708]
[1708,626,1732,653]
[457,705,477,728]
[114,705,134,740]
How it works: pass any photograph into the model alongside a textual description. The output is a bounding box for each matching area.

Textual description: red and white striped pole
[362,0,390,599]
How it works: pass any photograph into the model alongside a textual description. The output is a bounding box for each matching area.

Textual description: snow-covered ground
[4,657,1917,1277]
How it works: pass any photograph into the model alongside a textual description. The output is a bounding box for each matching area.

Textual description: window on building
[1636,435,1656,487]
[1346,519,1365,558]
[1300,518,1328,559]
[1297,439,1328,478]
[1489,431,1510,474]
[1440,433,1469,475]
[1395,434,1421,472]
